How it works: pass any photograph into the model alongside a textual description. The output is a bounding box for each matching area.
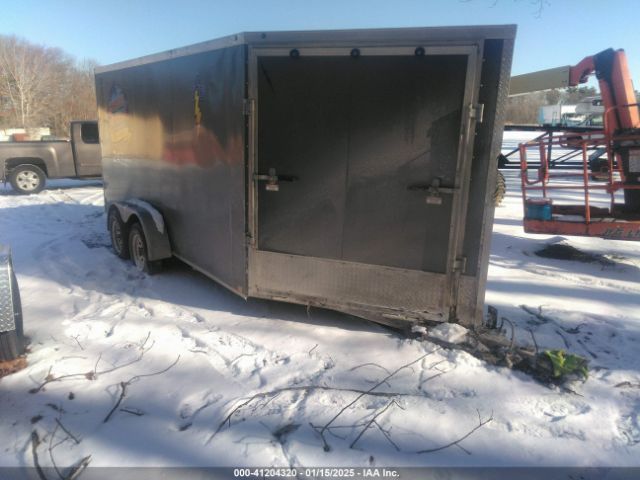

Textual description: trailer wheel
[0,268,24,362]
[128,223,161,275]
[9,165,46,195]
[108,210,130,259]
[494,170,506,206]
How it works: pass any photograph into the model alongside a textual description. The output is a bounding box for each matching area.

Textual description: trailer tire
[108,209,130,259]
[9,165,46,195]
[128,223,161,275]
[494,170,506,206]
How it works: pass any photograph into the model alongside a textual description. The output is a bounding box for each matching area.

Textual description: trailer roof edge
[94,25,516,74]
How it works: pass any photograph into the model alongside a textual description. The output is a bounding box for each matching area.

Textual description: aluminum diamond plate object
[0,245,16,333]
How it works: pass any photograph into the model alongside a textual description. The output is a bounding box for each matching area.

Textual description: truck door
[248,46,480,323]
[71,121,102,176]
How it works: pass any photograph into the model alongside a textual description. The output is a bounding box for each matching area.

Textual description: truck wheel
[108,210,130,259]
[494,170,506,206]
[1,268,24,362]
[9,165,46,194]
[128,223,161,275]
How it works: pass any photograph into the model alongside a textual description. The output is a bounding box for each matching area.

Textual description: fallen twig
[30,333,154,393]
[615,381,640,389]
[48,423,64,480]
[521,305,584,335]
[55,418,80,445]
[71,336,84,351]
[527,328,539,356]
[92,354,103,375]
[66,455,92,480]
[418,371,448,389]
[415,409,493,454]
[576,338,598,359]
[500,317,515,350]
[103,382,128,423]
[46,403,66,414]
[349,400,399,449]
[555,329,571,349]
[349,363,391,375]
[31,431,47,480]
[120,408,144,416]
[103,355,180,423]
[210,382,434,444]
[316,349,439,451]
[374,420,400,451]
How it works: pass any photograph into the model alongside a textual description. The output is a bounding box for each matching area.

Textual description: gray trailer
[95,26,515,329]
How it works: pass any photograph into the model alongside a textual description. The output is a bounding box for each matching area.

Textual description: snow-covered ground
[0,162,639,469]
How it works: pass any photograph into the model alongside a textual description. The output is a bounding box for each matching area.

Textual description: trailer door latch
[470,103,484,123]
[254,168,298,192]
[407,178,457,205]
[243,98,255,116]
[453,256,467,273]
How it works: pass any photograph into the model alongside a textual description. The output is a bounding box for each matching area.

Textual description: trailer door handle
[254,168,298,192]
[408,178,457,205]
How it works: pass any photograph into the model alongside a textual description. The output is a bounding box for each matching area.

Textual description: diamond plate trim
[249,249,449,320]
[0,246,16,333]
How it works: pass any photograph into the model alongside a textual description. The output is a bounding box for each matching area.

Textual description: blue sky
[1,0,638,82]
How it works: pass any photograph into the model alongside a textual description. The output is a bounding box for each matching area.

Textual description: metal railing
[519,128,640,224]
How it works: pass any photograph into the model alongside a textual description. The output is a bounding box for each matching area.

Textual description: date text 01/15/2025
[233,468,400,478]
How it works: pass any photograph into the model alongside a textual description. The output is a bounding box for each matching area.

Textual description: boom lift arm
[509,49,639,135]
[510,48,640,240]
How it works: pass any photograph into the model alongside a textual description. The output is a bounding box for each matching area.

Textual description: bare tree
[505,92,547,124]
[0,36,55,128]
[0,35,97,136]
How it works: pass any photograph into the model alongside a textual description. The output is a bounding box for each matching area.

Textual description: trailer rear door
[248,46,480,323]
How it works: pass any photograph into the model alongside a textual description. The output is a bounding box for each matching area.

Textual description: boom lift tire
[494,170,506,206]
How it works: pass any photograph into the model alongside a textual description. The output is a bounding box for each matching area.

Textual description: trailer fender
[110,200,171,261]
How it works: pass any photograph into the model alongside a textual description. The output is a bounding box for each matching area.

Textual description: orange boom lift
[510,49,640,240]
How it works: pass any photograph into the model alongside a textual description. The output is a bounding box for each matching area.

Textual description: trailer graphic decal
[194,76,204,127]
[106,84,131,146]
[108,84,128,114]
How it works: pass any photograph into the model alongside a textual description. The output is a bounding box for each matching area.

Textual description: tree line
[2,33,636,133]
[505,87,598,125]
[0,35,97,137]
[506,86,640,125]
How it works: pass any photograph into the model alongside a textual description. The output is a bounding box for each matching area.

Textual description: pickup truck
[0,121,101,194]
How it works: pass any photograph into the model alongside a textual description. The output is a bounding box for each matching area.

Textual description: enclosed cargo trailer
[95,26,515,328]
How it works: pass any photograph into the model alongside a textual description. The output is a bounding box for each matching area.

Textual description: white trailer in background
[538,104,582,126]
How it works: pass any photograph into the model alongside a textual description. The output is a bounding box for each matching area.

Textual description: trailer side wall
[96,46,248,295]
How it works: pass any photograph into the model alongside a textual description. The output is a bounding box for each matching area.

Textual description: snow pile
[410,325,427,335]
[0,161,639,468]
[426,323,469,344]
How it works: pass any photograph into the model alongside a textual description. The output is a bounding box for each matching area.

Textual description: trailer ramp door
[249,46,479,324]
